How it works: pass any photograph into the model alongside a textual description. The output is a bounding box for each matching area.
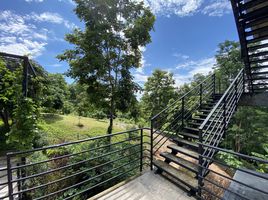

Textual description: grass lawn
[39,114,136,144]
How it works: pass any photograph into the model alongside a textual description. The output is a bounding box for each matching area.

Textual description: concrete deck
[89,171,195,200]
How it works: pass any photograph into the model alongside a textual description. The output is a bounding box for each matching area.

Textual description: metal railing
[2,128,151,200]
[150,74,216,169]
[198,68,245,198]
[197,144,268,200]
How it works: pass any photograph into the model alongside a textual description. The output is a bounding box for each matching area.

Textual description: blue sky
[0,0,239,87]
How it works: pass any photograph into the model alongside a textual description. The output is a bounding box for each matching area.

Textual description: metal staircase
[231,0,268,93]
[150,69,245,196]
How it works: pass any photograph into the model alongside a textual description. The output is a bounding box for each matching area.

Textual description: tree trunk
[107,113,113,144]
[0,109,10,131]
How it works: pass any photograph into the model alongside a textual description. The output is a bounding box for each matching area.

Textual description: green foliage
[7,98,39,150]
[217,152,243,169]
[224,107,268,155]
[58,0,155,136]
[141,69,177,119]
[42,73,70,113]
[215,40,244,91]
[22,136,141,199]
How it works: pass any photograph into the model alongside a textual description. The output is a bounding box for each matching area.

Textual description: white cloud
[173,57,216,87]
[0,10,48,58]
[134,0,232,17]
[26,12,77,29]
[134,73,149,83]
[25,0,75,5]
[173,53,189,60]
[202,0,232,17]
[143,0,203,17]
[136,46,150,74]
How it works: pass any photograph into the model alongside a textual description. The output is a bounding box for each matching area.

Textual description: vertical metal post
[16,162,22,200]
[213,74,216,96]
[22,57,28,98]
[223,97,227,138]
[235,79,238,106]
[197,128,203,199]
[140,129,143,172]
[150,120,153,170]
[181,97,185,128]
[7,154,14,200]
[242,69,245,93]
[200,83,203,108]
[20,157,26,200]
[219,78,221,94]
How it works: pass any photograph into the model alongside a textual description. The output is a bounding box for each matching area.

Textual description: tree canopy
[141,69,177,118]
[57,0,155,137]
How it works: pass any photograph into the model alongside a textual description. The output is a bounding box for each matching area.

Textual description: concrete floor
[89,171,195,200]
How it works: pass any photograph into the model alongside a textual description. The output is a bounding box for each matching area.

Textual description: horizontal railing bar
[200,143,268,164]
[151,74,214,120]
[199,69,243,130]
[64,164,141,200]
[33,158,140,200]
[7,128,144,156]
[198,164,268,195]
[200,154,268,180]
[11,136,141,170]
[11,144,140,183]
[11,150,141,195]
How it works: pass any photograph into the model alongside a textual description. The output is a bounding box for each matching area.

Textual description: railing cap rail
[199,68,244,130]
[7,127,150,156]
[151,73,214,121]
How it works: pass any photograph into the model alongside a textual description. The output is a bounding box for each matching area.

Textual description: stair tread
[173,138,198,149]
[160,152,198,173]
[168,144,199,159]
[184,127,199,132]
[153,160,198,189]
[179,131,199,139]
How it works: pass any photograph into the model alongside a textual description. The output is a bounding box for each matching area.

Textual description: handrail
[7,128,147,156]
[4,128,150,200]
[199,68,244,130]
[151,73,214,120]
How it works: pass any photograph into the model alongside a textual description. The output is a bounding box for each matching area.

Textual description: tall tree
[141,69,177,118]
[57,0,155,139]
[215,40,244,90]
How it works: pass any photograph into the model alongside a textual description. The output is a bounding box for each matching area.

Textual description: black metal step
[199,109,212,114]
[173,138,198,151]
[160,152,198,174]
[167,144,198,160]
[178,131,198,140]
[188,121,201,128]
[184,127,199,134]
[153,160,198,192]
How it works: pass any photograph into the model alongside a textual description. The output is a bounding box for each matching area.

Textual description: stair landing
[88,171,195,200]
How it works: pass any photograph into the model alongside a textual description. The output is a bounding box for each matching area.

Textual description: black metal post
[181,97,185,128]
[7,154,14,200]
[213,74,216,96]
[223,97,227,138]
[16,162,22,200]
[235,79,238,106]
[21,157,26,200]
[219,78,221,94]
[242,69,245,93]
[22,58,29,98]
[140,129,143,172]
[150,120,153,170]
[200,83,203,108]
[197,128,203,199]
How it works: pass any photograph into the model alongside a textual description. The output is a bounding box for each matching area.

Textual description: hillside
[39,114,134,144]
